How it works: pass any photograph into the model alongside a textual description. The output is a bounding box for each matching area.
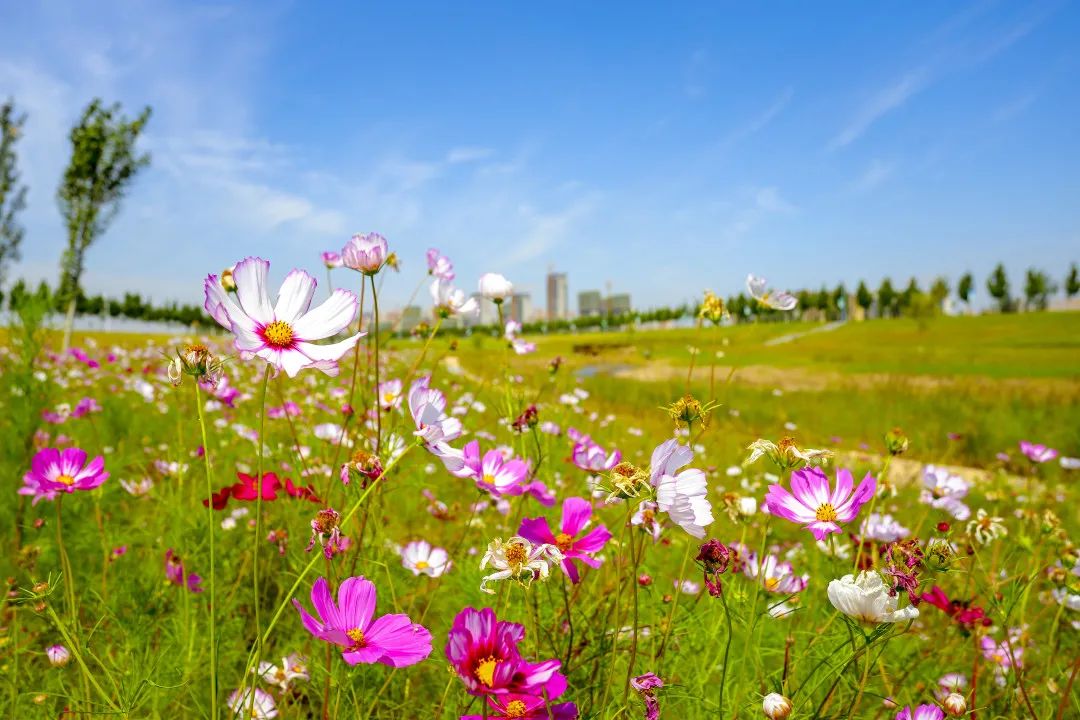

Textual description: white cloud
[827,71,926,151]
[850,159,896,194]
[445,146,494,164]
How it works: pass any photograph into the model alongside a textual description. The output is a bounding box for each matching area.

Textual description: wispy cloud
[850,159,897,194]
[445,146,494,164]
[827,71,927,151]
[717,86,794,150]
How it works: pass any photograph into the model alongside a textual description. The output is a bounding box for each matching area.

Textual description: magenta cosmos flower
[571,439,620,473]
[341,232,389,274]
[462,693,577,720]
[450,440,532,498]
[764,467,875,541]
[446,607,565,696]
[293,576,431,667]
[21,448,108,502]
[519,497,612,583]
[204,257,363,378]
[895,705,944,720]
[1019,440,1058,463]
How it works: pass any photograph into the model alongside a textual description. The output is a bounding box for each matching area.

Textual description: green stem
[247,365,271,714]
[194,382,218,720]
[370,274,382,454]
[45,605,120,713]
[717,589,733,718]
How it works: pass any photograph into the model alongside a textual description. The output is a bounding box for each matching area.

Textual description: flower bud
[942,692,966,717]
[884,427,909,455]
[220,267,236,292]
[46,644,71,667]
[762,692,793,719]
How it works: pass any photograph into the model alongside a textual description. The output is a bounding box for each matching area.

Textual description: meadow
[0,251,1078,720]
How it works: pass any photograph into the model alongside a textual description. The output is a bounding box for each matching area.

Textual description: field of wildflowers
[1,239,1078,720]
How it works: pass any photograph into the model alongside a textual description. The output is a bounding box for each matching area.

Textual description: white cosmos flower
[257,653,309,691]
[478,272,514,301]
[858,513,910,543]
[430,278,478,317]
[827,571,919,624]
[226,687,278,719]
[401,540,451,578]
[966,508,1007,545]
[408,376,462,446]
[649,439,714,539]
[119,478,154,497]
[746,274,798,311]
[204,257,363,378]
[479,536,563,594]
[920,465,971,521]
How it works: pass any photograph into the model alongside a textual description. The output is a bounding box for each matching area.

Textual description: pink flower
[630,672,663,720]
[293,576,432,667]
[341,232,389,274]
[452,441,533,499]
[204,257,364,378]
[519,497,612,583]
[21,448,108,501]
[426,248,455,281]
[321,251,343,268]
[408,376,463,447]
[462,693,577,719]
[164,549,203,593]
[764,467,875,541]
[1019,440,1058,463]
[446,607,565,696]
[571,439,620,473]
[894,705,944,720]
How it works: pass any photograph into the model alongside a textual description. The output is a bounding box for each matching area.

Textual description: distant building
[471,292,497,327]
[509,293,532,324]
[546,272,568,320]
[578,290,603,317]
[400,305,422,332]
[606,293,631,315]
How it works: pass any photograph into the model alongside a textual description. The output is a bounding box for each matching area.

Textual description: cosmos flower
[203,471,319,510]
[631,501,664,541]
[21,448,109,501]
[827,571,919,624]
[321,251,343,269]
[461,693,577,720]
[450,441,533,499]
[408,376,463,446]
[46,644,71,667]
[745,438,831,470]
[341,232,389,274]
[630,673,663,720]
[742,552,809,594]
[226,687,278,719]
[426,248,455,281]
[765,467,875,541]
[859,513,911,543]
[1019,440,1058,463]
[258,653,309,692]
[894,705,944,720]
[401,540,451,578]
[377,379,403,410]
[478,273,514,302]
[518,496,612,583]
[445,606,565,696]
[504,320,536,355]
[479,536,564,594]
[919,586,990,631]
[164,549,204,593]
[119,478,154,497]
[920,466,971,521]
[292,576,432,667]
[966,509,1007,545]
[430,277,479,317]
[746,274,797,311]
[204,257,363,377]
[648,440,714,538]
[571,440,621,473]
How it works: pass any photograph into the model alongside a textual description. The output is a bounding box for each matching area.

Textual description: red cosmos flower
[203,471,321,510]
[919,586,992,631]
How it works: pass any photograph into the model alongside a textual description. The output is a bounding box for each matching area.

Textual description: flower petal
[274,269,317,324]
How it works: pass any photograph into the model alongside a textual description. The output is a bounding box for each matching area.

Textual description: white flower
[479,536,563,594]
[746,274,798,311]
[341,232,389,274]
[858,513,910,543]
[737,496,758,517]
[827,571,920,624]
[401,540,451,578]
[649,439,714,538]
[966,508,1007,545]
[430,278,478,317]
[744,438,831,470]
[408,376,462,446]
[257,653,309,691]
[762,692,793,719]
[1051,587,1080,612]
[120,478,154,497]
[226,687,278,718]
[478,272,514,302]
[920,465,970,521]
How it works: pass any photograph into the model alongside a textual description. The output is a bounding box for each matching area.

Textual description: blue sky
[1,1,1077,311]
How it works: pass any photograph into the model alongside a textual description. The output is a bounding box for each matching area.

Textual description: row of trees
[1,278,212,328]
[0,97,152,346]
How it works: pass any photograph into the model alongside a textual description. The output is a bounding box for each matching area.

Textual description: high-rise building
[578,290,603,317]
[546,272,568,320]
[472,293,497,327]
[607,293,632,315]
[400,305,422,332]
[509,293,532,324]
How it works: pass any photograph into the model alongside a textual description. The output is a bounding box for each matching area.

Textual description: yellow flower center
[482,473,496,486]
[263,320,294,348]
[505,542,528,565]
[474,656,499,686]
[55,474,76,486]
[815,503,837,522]
[274,668,286,681]
[504,699,528,717]
[555,532,573,553]
[764,577,780,591]
[415,560,430,570]
[382,392,395,404]
[346,627,365,649]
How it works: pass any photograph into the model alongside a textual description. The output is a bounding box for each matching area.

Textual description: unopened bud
[220,267,236,292]
[884,427,909,456]
[943,692,966,717]
[762,692,793,719]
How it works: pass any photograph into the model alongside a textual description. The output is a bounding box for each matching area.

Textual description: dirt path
[763,320,846,346]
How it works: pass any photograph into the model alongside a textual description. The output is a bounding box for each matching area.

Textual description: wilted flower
[306,508,345,560]
[479,536,564,594]
[884,427,910,456]
[341,232,389,274]
[967,509,1007,545]
[168,343,225,386]
[519,497,612,583]
[746,274,797,311]
[827,571,919,624]
[664,394,717,430]
[745,437,831,471]
[765,467,875,540]
[340,450,384,487]
[511,404,539,433]
[696,539,731,596]
[292,576,432,666]
[698,290,729,325]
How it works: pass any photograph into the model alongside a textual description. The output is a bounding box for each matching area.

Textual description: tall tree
[57,99,151,349]
[1066,263,1079,300]
[1023,268,1054,311]
[986,263,1011,313]
[877,278,896,318]
[957,272,974,308]
[0,99,28,288]
[929,276,950,307]
[855,281,873,313]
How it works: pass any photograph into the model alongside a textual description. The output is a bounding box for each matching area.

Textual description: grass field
[0,306,1077,719]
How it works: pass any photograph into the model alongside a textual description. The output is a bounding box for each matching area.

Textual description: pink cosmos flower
[446,607,565,696]
[377,379,403,410]
[426,248,455,281]
[765,467,876,541]
[341,232,389,274]
[519,497,612,583]
[164,549,203,593]
[46,644,71,667]
[894,705,944,720]
[21,448,108,501]
[571,439,621,473]
[451,441,533,498]
[408,376,463,446]
[462,693,577,719]
[630,672,663,720]
[292,576,432,667]
[321,251,343,268]
[204,257,363,378]
[742,552,809,594]
[1019,440,1058,463]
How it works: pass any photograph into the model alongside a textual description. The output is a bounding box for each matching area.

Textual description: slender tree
[855,281,873,314]
[877,278,896,318]
[986,263,1011,313]
[57,99,151,349]
[929,276,950,307]
[0,99,28,288]
[1065,263,1079,300]
[1023,268,1054,311]
[957,272,974,308]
